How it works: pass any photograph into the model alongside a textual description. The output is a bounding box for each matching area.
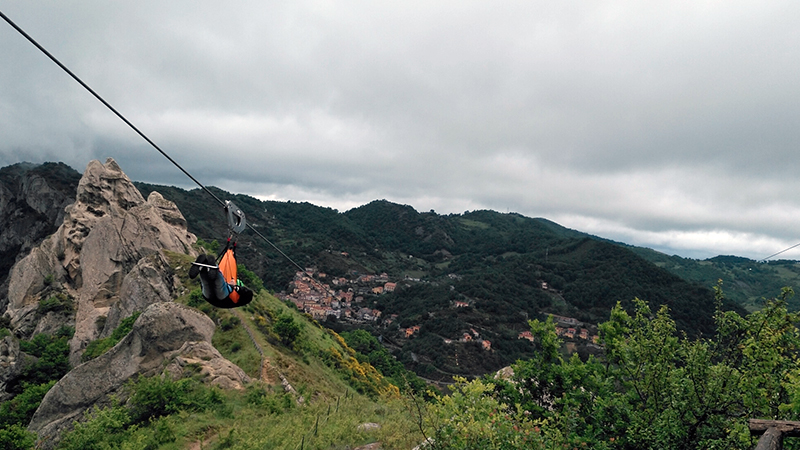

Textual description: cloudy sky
[1,1,799,260]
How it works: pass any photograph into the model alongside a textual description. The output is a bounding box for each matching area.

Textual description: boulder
[28,302,222,447]
[164,341,251,390]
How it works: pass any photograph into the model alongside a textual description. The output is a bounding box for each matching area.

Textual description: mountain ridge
[2,161,790,378]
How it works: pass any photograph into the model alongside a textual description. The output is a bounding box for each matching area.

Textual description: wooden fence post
[749,419,800,450]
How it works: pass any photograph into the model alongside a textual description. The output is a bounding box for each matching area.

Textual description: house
[403,325,421,338]
[565,328,576,339]
[550,314,579,326]
[384,282,397,292]
[461,333,473,342]
[579,329,589,340]
[541,281,549,290]
[454,301,469,308]
[518,331,534,342]
[372,286,384,295]
[482,340,492,351]
[309,306,327,321]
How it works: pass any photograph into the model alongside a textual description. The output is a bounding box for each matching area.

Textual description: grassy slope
[154,251,424,450]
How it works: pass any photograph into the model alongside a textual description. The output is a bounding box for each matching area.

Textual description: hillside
[134,184,747,379]
[0,159,424,449]
[631,247,800,311]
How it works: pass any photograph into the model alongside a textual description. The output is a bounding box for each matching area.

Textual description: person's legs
[209,270,234,300]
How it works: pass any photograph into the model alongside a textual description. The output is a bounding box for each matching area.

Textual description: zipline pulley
[225,200,246,234]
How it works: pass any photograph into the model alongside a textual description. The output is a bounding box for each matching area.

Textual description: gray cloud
[2,1,800,260]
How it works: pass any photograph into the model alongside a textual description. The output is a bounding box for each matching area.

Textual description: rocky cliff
[0,162,81,307]
[0,158,257,446]
[4,158,197,366]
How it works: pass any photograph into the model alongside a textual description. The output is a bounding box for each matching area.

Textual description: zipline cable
[760,242,800,262]
[0,9,224,209]
[0,9,314,278]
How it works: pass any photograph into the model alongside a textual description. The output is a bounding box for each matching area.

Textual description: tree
[431,287,800,450]
[274,314,301,346]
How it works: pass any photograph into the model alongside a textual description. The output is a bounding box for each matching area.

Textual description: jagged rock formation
[0,162,81,306]
[28,302,250,448]
[3,158,197,365]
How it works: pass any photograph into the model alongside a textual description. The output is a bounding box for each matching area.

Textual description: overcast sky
[1,1,799,260]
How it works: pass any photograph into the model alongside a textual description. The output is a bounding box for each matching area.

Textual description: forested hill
[130,182,751,376]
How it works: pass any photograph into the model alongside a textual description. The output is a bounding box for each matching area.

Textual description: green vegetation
[36,293,74,316]
[273,314,301,346]
[422,287,800,449]
[633,248,800,312]
[18,326,73,388]
[0,325,73,450]
[340,329,427,394]
[82,312,142,362]
[47,257,425,449]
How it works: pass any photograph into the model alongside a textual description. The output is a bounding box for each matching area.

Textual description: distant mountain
[630,247,800,311]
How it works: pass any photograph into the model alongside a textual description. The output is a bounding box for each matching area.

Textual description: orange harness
[219,247,240,304]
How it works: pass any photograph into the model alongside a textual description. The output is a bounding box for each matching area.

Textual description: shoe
[189,255,203,279]
[202,254,216,271]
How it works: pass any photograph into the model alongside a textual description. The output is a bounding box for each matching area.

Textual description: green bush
[237,264,264,292]
[0,381,56,428]
[37,293,74,315]
[273,314,301,346]
[220,315,241,331]
[187,288,205,308]
[57,405,132,450]
[19,332,71,387]
[127,376,219,424]
[82,312,141,362]
[0,424,36,450]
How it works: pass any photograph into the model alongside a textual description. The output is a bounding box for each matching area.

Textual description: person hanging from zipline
[189,201,253,308]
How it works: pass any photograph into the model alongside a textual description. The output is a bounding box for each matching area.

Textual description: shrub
[187,288,205,308]
[127,376,218,424]
[19,333,71,386]
[82,312,141,362]
[273,314,301,346]
[220,315,241,331]
[58,405,131,450]
[37,293,74,315]
[0,381,56,428]
[0,424,36,450]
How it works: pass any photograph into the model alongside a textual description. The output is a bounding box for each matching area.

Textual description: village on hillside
[277,267,396,324]
[279,269,600,354]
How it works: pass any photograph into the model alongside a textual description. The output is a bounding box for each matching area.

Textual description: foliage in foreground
[56,375,419,450]
[425,286,800,450]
